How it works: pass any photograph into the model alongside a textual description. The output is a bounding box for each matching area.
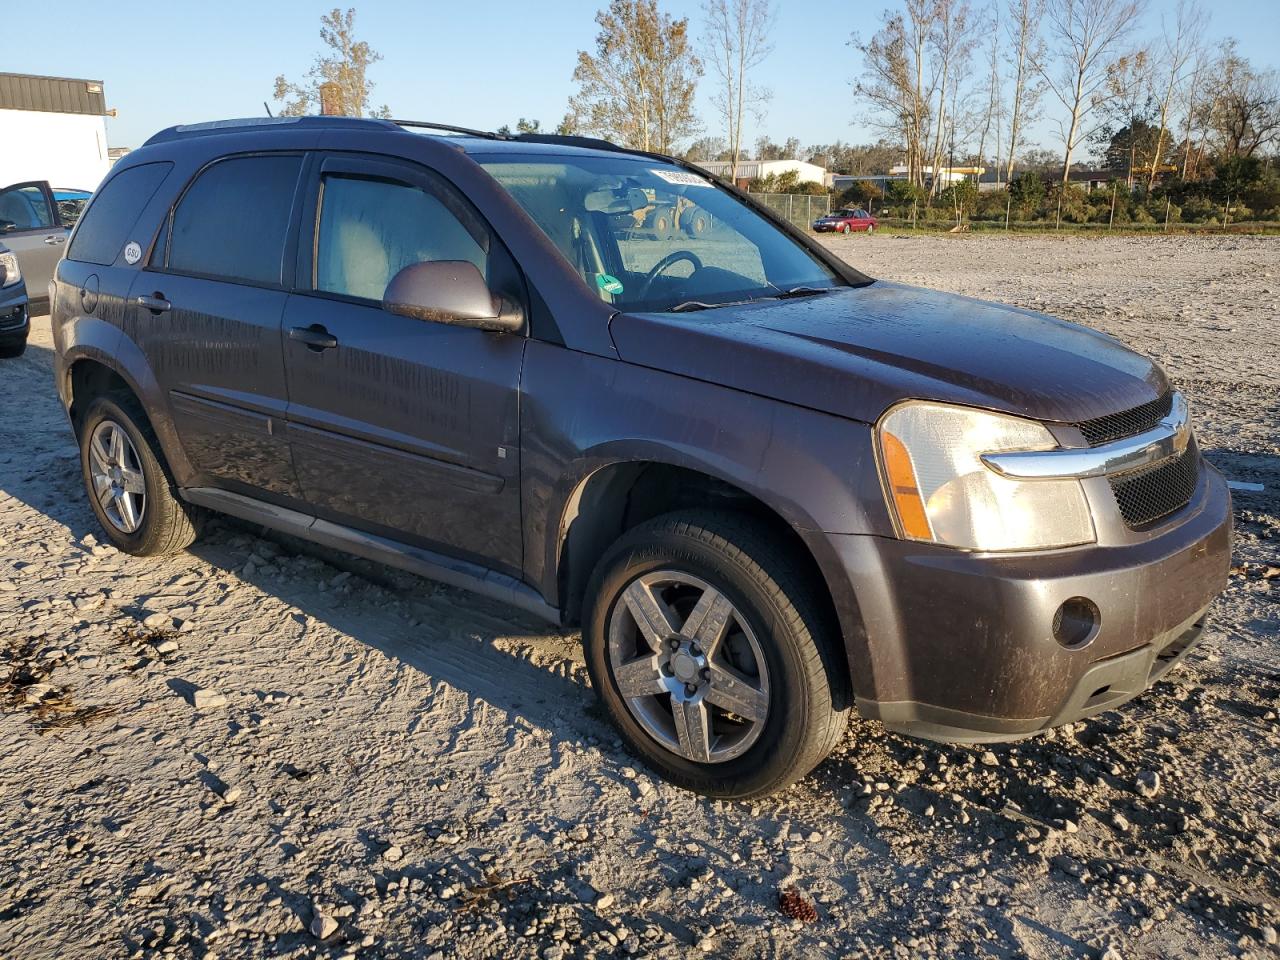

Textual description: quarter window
[66,162,173,266]
[315,174,488,301]
[167,155,302,286]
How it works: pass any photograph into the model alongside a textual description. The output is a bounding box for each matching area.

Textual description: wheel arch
[552,455,867,693]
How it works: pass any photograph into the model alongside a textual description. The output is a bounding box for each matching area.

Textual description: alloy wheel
[607,571,770,763]
[88,420,146,533]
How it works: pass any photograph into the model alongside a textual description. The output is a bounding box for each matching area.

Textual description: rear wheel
[866,223,876,234]
[79,393,201,556]
[583,510,850,799]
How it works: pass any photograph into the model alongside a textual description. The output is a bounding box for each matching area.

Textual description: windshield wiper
[669,298,761,313]
[775,285,836,299]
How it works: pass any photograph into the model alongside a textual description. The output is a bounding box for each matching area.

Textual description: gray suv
[50,117,1231,798]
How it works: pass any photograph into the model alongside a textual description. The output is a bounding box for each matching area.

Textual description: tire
[0,340,26,359]
[866,224,876,234]
[78,392,201,556]
[583,509,850,799]
[683,210,709,238]
[841,223,851,234]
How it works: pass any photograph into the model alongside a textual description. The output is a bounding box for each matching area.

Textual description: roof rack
[391,119,510,140]
[142,115,396,146]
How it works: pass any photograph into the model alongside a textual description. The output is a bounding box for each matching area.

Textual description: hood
[609,281,1167,425]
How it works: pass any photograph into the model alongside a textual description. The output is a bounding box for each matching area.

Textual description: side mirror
[383,260,523,333]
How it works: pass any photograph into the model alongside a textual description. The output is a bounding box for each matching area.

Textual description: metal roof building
[0,73,112,189]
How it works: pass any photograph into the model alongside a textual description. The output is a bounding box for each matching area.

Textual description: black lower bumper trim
[859,605,1211,744]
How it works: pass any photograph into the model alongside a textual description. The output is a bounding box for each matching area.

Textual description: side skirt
[180,487,562,625]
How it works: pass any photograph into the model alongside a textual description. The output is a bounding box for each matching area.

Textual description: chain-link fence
[748,193,831,229]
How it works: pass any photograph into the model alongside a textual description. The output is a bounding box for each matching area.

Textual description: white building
[696,158,829,190]
[0,73,112,190]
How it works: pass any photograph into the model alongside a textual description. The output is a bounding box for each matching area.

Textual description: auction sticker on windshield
[651,169,713,188]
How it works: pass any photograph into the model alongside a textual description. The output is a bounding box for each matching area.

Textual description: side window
[66,163,173,266]
[315,174,488,301]
[0,185,53,233]
[167,155,302,286]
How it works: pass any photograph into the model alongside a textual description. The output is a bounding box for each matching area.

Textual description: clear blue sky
[5,0,1277,152]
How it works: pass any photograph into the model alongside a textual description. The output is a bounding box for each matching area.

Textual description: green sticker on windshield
[596,273,625,295]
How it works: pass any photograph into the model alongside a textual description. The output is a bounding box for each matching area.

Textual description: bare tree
[273,8,389,118]
[924,0,981,198]
[1034,0,1146,183]
[1196,41,1280,160]
[976,4,1004,188]
[568,0,702,153]
[853,0,942,192]
[703,0,775,180]
[1003,0,1046,183]
[1146,0,1206,187]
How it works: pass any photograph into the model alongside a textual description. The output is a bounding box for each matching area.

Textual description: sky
[5,0,1278,154]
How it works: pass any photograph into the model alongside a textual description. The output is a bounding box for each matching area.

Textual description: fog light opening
[1054,597,1100,649]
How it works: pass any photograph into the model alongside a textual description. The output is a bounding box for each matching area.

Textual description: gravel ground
[1,234,1277,960]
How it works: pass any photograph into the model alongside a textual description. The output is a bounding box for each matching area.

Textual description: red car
[813,207,877,234]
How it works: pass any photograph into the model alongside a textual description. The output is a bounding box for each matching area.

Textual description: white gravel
[0,234,1277,959]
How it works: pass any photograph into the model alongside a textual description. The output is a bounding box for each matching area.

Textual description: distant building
[0,73,112,189]
[697,158,829,191]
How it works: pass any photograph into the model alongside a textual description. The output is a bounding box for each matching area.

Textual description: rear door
[134,153,306,501]
[281,152,526,573]
[0,181,65,298]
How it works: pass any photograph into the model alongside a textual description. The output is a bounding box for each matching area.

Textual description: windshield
[479,154,847,312]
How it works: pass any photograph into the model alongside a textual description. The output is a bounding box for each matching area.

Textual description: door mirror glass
[383,260,523,333]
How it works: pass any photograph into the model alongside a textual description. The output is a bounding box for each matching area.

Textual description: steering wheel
[636,250,703,302]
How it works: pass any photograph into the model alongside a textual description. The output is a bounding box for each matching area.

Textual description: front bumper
[832,460,1232,742]
[0,285,29,345]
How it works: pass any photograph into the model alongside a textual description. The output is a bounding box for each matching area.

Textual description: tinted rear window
[166,155,302,286]
[66,162,173,266]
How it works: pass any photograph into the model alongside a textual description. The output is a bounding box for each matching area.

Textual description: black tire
[841,223,851,234]
[0,340,26,359]
[78,392,201,556]
[866,223,876,234]
[583,510,850,799]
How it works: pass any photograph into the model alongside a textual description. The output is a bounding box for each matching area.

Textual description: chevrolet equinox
[51,117,1231,798]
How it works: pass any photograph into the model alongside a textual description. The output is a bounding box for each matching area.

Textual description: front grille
[1108,442,1200,529]
[1076,392,1173,446]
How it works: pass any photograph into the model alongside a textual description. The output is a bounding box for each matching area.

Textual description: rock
[1052,855,1085,878]
[142,611,171,629]
[980,751,999,766]
[191,688,227,710]
[1262,926,1277,946]
[310,911,338,939]
[153,639,179,655]
[220,786,242,804]
[1111,813,1131,833]
[1134,771,1160,798]
[383,845,403,863]
[1101,948,1123,960]
[594,893,615,911]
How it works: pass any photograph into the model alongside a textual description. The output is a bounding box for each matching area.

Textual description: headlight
[877,401,1095,551]
[0,252,19,288]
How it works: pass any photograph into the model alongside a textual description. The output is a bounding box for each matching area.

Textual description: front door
[0,181,66,297]
[281,153,526,574]
[132,153,306,500]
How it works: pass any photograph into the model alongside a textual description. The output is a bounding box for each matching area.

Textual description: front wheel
[583,510,850,799]
[866,223,876,234]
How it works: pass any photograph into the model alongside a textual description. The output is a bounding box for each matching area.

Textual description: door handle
[290,324,339,351]
[44,235,67,245]
[134,294,171,313]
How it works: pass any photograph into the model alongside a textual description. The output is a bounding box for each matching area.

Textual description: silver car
[0,180,91,307]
